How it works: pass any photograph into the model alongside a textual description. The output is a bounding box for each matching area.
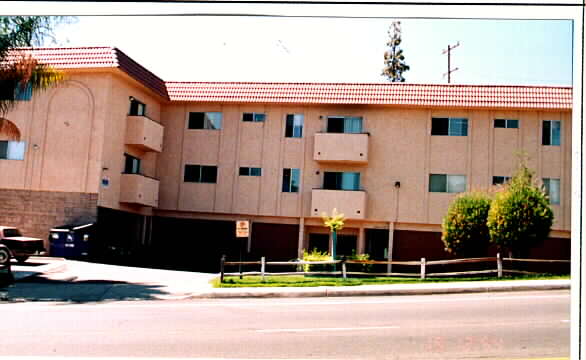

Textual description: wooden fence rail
[219,254,570,283]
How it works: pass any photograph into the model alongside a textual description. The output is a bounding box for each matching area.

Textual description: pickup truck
[0,226,46,263]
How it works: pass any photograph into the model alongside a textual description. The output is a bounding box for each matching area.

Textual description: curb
[190,280,571,299]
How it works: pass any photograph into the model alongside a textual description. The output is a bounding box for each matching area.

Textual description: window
[0,80,31,101]
[0,141,25,160]
[123,154,141,174]
[239,167,262,176]
[327,116,362,134]
[14,82,32,101]
[323,172,361,191]
[542,120,561,146]
[542,178,560,205]
[188,112,222,130]
[431,117,468,136]
[494,119,519,129]
[129,98,146,116]
[429,174,466,193]
[242,112,266,122]
[492,176,511,185]
[184,165,218,183]
[282,168,300,192]
[285,114,303,138]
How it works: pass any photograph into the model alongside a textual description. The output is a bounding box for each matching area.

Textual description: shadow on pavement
[0,276,171,303]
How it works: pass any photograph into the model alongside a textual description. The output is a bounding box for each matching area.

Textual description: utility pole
[442,41,460,83]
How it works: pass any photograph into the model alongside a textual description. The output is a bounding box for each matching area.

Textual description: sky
[46,11,575,86]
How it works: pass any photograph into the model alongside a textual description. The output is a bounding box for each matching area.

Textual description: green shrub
[441,191,492,257]
[302,248,333,272]
[346,252,373,273]
[487,164,553,257]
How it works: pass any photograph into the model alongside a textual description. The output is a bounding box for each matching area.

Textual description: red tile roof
[8,47,169,99]
[8,47,572,110]
[166,82,572,110]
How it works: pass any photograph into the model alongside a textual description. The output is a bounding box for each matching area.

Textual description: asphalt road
[0,290,570,359]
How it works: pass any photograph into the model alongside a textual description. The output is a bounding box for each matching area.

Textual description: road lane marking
[256,325,400,333]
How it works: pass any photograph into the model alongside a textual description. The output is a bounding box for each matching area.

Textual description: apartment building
[0,47,572,269]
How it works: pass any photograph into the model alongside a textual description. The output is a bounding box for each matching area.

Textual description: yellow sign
[236,220,249,238]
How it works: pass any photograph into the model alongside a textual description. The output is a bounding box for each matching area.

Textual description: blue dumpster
[49,223,95,259]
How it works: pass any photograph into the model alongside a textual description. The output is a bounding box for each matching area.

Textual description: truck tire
[0,246,10,266]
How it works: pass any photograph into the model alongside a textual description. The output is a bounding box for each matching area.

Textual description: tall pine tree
[381,21,410,82]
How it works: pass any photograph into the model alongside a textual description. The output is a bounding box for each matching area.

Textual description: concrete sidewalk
[0,257,571,303]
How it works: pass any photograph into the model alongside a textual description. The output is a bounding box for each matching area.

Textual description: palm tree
[0,16,66,139]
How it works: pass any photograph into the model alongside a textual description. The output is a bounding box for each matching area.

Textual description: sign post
[236,221,250,279]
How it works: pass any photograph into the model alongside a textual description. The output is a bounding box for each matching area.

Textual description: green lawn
[212,274,569,288]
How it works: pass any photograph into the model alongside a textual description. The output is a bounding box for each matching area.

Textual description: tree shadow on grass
[0,276,173,303]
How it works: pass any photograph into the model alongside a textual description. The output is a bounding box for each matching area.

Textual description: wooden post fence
[261,256,266,282]
[497,252,503,278]
[342,258,347,279]
[420,257,426,280]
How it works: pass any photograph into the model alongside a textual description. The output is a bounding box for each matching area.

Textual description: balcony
[125,115,164,153]
[311,189,367,219]
[313,133,369,164]
[120,173,160,207]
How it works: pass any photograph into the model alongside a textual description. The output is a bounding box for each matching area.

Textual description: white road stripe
[256,325,400,333]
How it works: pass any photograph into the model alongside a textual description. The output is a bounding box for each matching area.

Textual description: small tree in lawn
[441,191,492,257]
[487,160,554,257]
[321,208,345,261]
[381,21,410,82]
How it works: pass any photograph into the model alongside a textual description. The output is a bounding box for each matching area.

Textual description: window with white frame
[0,141,26,160]
[429,174,467,193]
[431,117,468,136]
[129,98,146,116]
[542,120,561,146]
[285,114,303,138]
[239,167,262,176]
[123,153,141,174]
[323,172,361,191]
[282,168,300,192]
[326,116,362,134]
[242,112,266,122]
[494,119,519,129]
[542,178,560,205]
[184,165,218,183]
[188,112,222,130]
[492,176,511,185]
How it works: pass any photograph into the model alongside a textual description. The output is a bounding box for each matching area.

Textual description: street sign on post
[236,220,249,238]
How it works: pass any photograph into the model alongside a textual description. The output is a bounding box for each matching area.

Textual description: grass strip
[212,274,569,288]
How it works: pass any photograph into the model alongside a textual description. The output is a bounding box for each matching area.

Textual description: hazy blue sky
[51,16,573,86]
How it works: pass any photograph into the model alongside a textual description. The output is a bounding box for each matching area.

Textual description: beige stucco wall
[97,73,163,214]
[0,72,109,194]
[157,103,571,232]
[0,69,166,218]
[0,69,572,236]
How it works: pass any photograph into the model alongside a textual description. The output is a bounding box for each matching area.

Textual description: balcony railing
[310,189,367,219]
[313,133,369,164]
[119,173,160,207]
[125,115,164,153]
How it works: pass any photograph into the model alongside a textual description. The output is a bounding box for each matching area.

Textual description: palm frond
[0,51,64,116]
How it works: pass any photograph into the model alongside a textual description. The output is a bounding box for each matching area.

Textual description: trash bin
[49,223,95,259]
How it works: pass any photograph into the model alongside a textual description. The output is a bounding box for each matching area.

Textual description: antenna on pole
[442,41,460,83]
